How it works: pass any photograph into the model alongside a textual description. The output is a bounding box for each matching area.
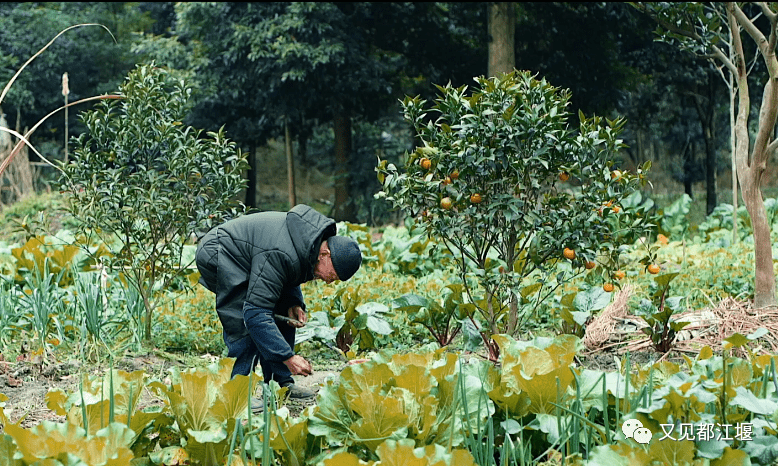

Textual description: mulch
[583,285,778,359]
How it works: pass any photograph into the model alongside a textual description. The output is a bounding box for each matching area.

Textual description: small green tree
[60,63,247,341]
[377,70,653,359]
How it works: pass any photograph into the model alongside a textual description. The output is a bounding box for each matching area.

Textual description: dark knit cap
[328,235,362,281]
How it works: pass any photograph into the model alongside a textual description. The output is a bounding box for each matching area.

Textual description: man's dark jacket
[196,204,336,362]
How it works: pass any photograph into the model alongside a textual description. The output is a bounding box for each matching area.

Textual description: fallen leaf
[6,376,22,387]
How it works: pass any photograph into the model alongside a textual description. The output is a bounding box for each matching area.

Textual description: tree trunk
[692,73,718,215]
[245,143,257,208]
[298,127,308,166]
[740,176,775,308]
[729,72,738,243]
[332,110,354,222]
[731,22,777,308]
[285,118,297,208]
[488,2,515,77]
[683,140,694,199]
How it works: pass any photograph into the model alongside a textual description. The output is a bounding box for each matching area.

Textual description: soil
[0,351,343,432]
[0,341,684,437]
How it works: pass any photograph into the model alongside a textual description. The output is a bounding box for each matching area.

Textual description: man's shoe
[282,383,316,399]
[250,397,264,414]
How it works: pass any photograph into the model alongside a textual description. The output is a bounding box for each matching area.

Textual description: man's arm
[243,253,312,375]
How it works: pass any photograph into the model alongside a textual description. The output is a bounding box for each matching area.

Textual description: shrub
[377,70,654,359]
[60,63,247,341]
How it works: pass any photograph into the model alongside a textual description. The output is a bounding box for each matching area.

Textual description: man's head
[314,236,362,283]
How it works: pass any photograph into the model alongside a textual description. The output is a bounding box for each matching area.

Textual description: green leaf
[366,315,393,335]
[711,447,752,466]
[748,327,769,340]
[187,426,228,444]
[724,333,749,350]
[573,287,611,313]
[149,446,189,466]
[374,439,477,465]
[731,386,778,415]
[0,435,20,466]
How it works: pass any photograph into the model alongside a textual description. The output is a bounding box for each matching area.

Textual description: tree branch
[635,3,738,75]
[766,138,778,158]
[729,4,752,174]
[759,2,777,24]
[753,79,778,166]
[731,3,773,62]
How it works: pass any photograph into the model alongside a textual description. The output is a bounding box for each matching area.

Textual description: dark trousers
[196,229,296,384]
[225,307,296,385]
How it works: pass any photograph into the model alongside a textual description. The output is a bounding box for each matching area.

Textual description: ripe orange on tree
[585,261,596,270]
[450,170,459,180]
[470,193,483,204]
[603,283,614,292]
[563,248,576,260]
[614,269,626,280]
[648,264,660,274]
[420,158,432,170]
[440,197,453,210]
[559,172,570,182]
[611,169,622,180]
[443,176,452,185]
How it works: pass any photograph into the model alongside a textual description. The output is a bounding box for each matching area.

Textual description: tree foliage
[378,71,654,358]
[60,64,247,340]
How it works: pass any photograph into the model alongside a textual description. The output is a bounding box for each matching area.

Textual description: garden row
[0,333,773,465]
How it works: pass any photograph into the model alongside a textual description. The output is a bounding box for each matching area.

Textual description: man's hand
[283,354,313,376]
[287,305,307,328]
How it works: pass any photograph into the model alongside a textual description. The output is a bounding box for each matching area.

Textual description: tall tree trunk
[729,72,738,243]
[245,143,257,208]
[285,118,297,208]
[731,27,777,307]
[298,127,308,166]
[683,140,694,199]
[488,2,515,77]
[740,175,775,308]
[333,110,354,221]
[692,73,718,215]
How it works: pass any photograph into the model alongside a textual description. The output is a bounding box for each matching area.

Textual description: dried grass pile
[583,289,778,358]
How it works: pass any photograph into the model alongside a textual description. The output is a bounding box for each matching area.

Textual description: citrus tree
[377,70,654,359]
[60,63,247,341]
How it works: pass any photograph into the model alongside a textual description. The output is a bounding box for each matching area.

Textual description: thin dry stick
[0,95,122,177]
[0,24,113,105]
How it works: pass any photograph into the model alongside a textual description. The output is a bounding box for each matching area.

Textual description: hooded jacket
[196,205,336,356]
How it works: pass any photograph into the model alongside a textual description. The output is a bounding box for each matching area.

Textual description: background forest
[0,2,750,223]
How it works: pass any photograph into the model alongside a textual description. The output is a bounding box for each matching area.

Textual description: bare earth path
[0,352,342,431]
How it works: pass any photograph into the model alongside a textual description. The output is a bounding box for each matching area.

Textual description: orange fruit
[614,270,626,280]
[585,261,596,270]
[611,170,622,180]
[603,283,614,292]
[470,193,483,204]
[420,158,432,170]
[563,248,576,260]
[450,170,459,180]
[612,205,620,213]
[440,197,453,210]
[648,264,660,274]
[443,176,452,185]
[559,172,570,182]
